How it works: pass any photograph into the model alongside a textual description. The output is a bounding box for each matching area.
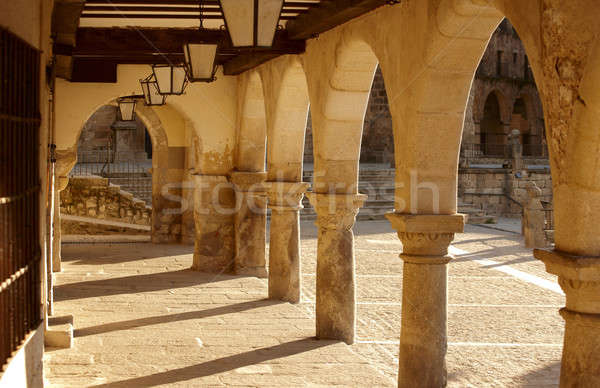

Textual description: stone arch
[235,70,267,172]
[302,33,379,194]
[64,99,171,243]
[258,55,310,183]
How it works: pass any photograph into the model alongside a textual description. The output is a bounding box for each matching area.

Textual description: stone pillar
[52,177,69,273]
[265,181,310,303]
[230,171,268,278]
[509,129,523,172]
[306,193,367,344]
[192,174,235,274]
[535,249,600,386]
[386,213,465,388]
[523,182,548,248]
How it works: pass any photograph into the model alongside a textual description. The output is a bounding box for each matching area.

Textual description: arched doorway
[480,92,506,156]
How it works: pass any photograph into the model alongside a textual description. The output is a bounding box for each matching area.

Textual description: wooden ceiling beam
[65,27,305,81]
[286,0,392,40]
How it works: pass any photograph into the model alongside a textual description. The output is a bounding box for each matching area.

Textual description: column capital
[306,193,367,230]
[265,181,310,210]
[386,213,465,257]
[535,248,600,314]
[56,177,70,192]
[229,171,267,193]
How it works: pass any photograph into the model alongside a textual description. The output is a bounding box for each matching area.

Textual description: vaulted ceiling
[52,0,393,82]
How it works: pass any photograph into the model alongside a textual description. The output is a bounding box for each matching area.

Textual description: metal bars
[0,27,42,370]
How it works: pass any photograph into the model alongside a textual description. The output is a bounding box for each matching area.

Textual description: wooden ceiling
[52,0,394,82]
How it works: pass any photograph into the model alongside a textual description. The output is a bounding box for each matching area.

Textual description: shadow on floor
[91,338,335,387]
[518,361,561,386]
[61,243,194,264]
[55,269,238,301]
[74,299,283,337]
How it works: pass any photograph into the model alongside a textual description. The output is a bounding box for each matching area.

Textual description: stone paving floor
[45,221,564,387]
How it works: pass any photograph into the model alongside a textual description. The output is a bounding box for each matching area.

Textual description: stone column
[535,249,600,386]
[192,174,235,274]
[386,213,464,388]
[230,171,268,278]
[306,193,367,344]
[265,181,310,303]
[52,177,69,273]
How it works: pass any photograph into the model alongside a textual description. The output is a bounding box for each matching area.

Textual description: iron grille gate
[0,27,42,369]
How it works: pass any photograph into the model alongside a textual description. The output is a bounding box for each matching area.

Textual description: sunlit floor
[45,221,564,387]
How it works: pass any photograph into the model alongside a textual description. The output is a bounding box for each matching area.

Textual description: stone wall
[459,168,552,217]
[60,176,151,235]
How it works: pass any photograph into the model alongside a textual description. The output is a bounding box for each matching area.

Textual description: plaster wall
[55,65,237,175]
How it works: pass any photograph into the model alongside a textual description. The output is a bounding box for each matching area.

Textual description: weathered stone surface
[265,181,310,303]
[192,174,235,274]
[230,171,268,278]
[60,177,151,235]
[307,193,366,344]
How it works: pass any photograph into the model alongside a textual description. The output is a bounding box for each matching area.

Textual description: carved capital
[265,181,310,211]
[55,148,77,178]
[535,249,600,314]
[386,213,465,257]
[307,193,367,230]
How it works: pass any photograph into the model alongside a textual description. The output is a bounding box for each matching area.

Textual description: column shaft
[233,191,267,277]
[266,181,309,303]
[315,226,355,343]
[192,174,235,273]
[268,208,301,301]
[52,190,62,272]
[230,171,268,278]
[399,261,448,387]
[307,193,366,344]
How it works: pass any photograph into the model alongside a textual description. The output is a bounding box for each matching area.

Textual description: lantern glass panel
[184,43,218,81]
[257,0,283,46]
[118,99,136,121]
[141,77,166,106]
[220,0,254,47]
[153,65,187,95]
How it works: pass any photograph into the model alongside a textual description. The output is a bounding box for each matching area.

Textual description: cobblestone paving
[46,221,563,387]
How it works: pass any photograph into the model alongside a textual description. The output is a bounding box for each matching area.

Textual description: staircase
[301,168,396,221]
[106,172,152,206]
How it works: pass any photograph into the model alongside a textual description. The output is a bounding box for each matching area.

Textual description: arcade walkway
[45,221,564,387]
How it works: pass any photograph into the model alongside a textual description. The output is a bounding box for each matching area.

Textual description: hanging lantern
[183,42,218,83]
[219,0,283,48]
[152,64,188,95]
[140,74,167,106]
[117,95,137,121]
